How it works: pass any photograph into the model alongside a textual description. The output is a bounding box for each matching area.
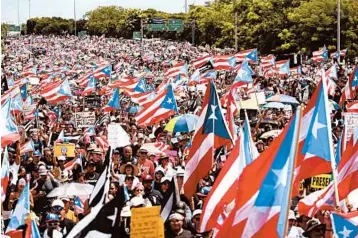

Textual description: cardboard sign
[310,174,331,189]
[344,112,358,145]
[249,92,266,105]
[23,104,36,115]
[107,123,131,148]
[84,95,101,107]
[54,143,75,158]
[74,112,96,128]
[130,206,164,238]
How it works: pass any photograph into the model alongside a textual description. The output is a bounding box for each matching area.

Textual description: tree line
[14,0,358,57]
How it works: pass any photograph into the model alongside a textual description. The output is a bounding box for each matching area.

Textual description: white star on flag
[339,226,353,238]
[311,113,326,139]
[354,76,358,81]
[167,97,173,104]
[209,105,218,120]
[272,159,289,188]
[107,207,118,227]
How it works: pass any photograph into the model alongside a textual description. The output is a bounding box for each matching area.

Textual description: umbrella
[47,183,94,198]
[126,105,143,114]
[266,94,299,105]
[260,130,282,139]
[262,102,286,109]
[165,114,199,133]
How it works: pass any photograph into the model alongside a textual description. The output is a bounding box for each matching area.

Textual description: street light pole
[337,0,341,63]
[191,20,195,45]
[74,0,77,36]
[235,10,238,52]
[29,0,31,19]
[17,0,21,38]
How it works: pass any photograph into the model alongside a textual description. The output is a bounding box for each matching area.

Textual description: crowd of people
[1,35,357,238]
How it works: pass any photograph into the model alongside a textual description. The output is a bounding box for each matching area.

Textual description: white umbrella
[47,183,94,198]
[260,130,282,139]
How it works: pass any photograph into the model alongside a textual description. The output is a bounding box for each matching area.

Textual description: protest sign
[130,206,164,238]
[249,92,266,105]
[84,95,101,107]
[23,104,36,115]
[310,174,331,190]
[107,123,131,148]
[344,112,358,144]
[74,112,96,128]
[54,143,75,158]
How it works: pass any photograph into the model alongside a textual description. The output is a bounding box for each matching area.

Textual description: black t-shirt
[60,218,76,236]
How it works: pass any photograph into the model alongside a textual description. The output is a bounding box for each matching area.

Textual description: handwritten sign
[310,174,331,189]
[23,104,36,115]
[74,112,96,128]
[130,206,164,238]
[54,143,75,158]
[107,123,131,148]
[344,112,358,145]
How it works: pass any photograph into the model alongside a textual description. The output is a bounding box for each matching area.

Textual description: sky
[1,0,208,25]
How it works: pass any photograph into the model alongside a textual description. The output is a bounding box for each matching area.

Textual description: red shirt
[137,159,155,178]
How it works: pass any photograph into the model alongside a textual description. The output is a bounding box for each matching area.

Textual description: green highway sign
[168,19,184,31]
[148,24,166,31]
[7,25,21,32]
[132,31,142,40]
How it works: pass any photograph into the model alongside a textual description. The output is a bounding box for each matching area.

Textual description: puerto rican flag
[20,66,37,78]
[40,79,72,104]
[346,101,358,113]
[164,62,188,78]
[260,55,275,69]
[20,140,35,155]
[73,197,84,214]
[274,59,290,76]
[213,56,236,71]
[235,48,258,63]
[82,76,97,96]
[312,49,328,62]
[1,99,20,147]
[289,66,302,75]
[1,86,21,105]
[298,127,358,217]
[200,120,259,232]
[135,84,178,126]
[93,65,112,79]
[183,80,233,198]
[215,107,301,238]
[292,77,336,196]
[78,72,94,87]
[193,54,213,69]
[95,136,109,151]
[340,66,357,105]
[1,148,10,202]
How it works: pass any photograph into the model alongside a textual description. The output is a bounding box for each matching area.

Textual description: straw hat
[119,162,139,176]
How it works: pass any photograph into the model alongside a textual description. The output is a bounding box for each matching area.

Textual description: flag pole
[283,106,303,237]
[321,70,340,206]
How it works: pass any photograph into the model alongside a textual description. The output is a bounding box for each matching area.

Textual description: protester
[1,34,357,238]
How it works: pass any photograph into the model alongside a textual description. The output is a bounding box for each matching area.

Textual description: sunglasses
[52,206,63,212]
[47,222,59,227]
[135,189,143,192]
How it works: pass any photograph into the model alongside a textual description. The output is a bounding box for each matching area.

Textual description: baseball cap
[192,209,202,218]
[33,150,42,157]
[46,213,60,222]
[160,177,171,184]
[130,197,145,207]
[51,199,64,208]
